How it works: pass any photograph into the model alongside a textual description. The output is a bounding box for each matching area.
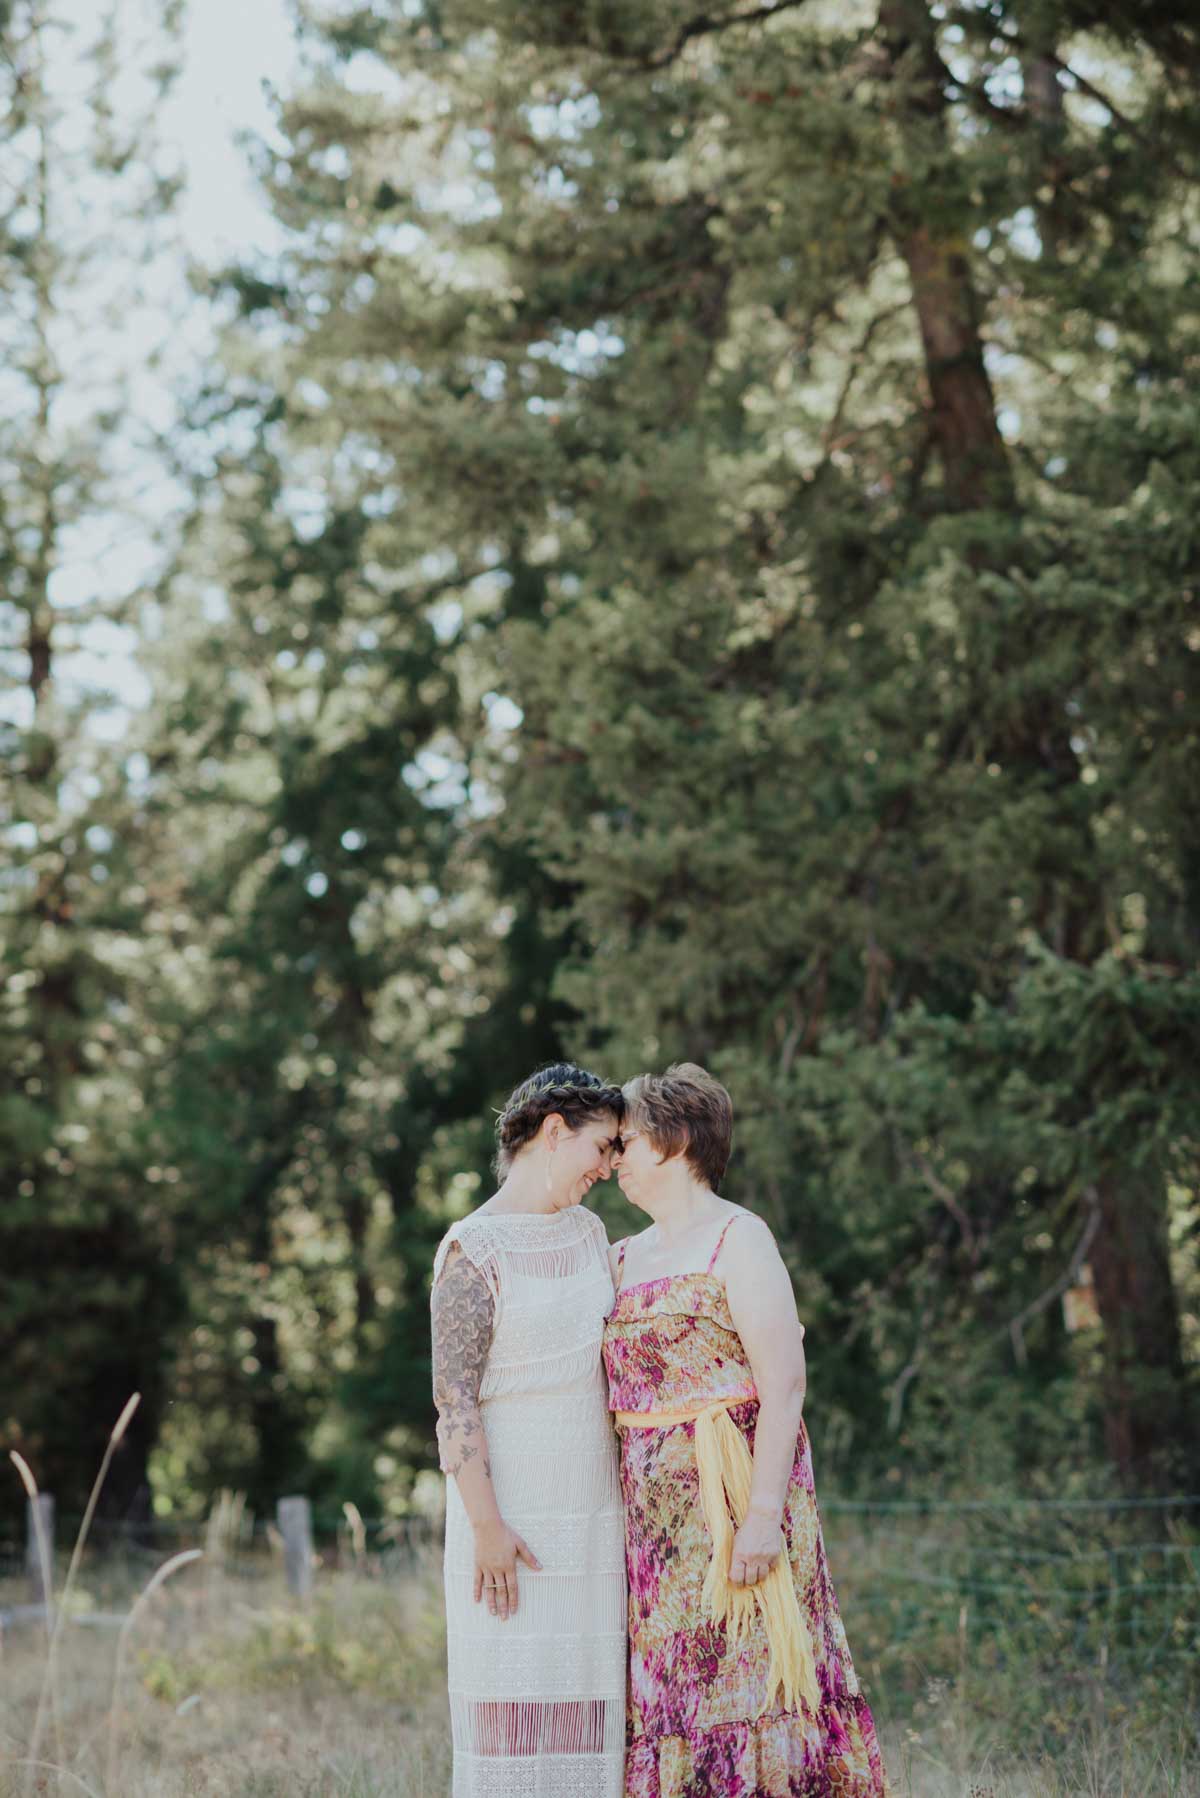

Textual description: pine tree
[138,316,592,1506]
[0,0,187,1524]
[252,0,1199,1489]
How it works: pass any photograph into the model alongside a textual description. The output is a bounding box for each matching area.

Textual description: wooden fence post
[27,1494,54,1607]
[277,1496,313,1600]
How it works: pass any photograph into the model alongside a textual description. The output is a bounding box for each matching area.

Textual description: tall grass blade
[9,1451,64,1790]
[103,1548,202,1797]
[23,1395,141,1791]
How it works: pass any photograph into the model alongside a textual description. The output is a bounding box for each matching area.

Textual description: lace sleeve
[431,1240,496,1478]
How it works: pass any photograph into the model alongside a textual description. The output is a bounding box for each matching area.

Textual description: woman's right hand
[472,1515,542,1619]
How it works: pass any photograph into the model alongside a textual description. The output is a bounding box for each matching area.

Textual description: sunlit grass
[2,1429,1196,1798]
[0,1410,436,1796]
[0,1556,453,1797]
[2,1542,1197,1796]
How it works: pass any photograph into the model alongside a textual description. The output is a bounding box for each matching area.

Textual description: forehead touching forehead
[584,1110,620,1145]
[618,1079,656,1142]
[562,1110,619,1154]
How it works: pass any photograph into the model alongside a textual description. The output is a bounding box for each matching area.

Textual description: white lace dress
[432,1205,626,1798]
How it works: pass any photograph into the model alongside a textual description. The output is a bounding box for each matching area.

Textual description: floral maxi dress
[602,1226,889,1798]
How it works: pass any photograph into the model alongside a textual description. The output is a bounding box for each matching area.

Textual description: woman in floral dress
[603,1063,889,1797]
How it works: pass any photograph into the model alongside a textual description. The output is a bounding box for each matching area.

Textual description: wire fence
[2,1492,1197,1686]
[817,1494,1200,1694]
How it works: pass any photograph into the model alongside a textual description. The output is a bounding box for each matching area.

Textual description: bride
[431,1062,627,1797]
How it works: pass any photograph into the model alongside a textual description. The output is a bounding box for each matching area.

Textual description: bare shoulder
[722,1207,781,1261]
[619,1222,656,1256]
[723,1202,773,1234]
[610,1221,653,1278]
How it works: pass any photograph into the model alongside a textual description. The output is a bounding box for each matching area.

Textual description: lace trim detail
[452,1206,601,1243]
[445,1442,622,1522]
[447,1633,627,1695]
[446,1505,625,1575]
[452,1745,623,1797]
[434,1208,611,1347]
[481,1389,615,1453]
[483,1334,608,1401]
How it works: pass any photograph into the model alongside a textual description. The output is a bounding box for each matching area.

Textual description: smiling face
[611,1125,667,1212]
[546,1111,621,1207]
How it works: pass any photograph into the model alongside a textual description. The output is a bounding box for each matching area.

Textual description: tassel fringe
[694,1404,820,1718]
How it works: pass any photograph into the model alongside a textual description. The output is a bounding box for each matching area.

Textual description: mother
[604,1062,889,1796]
[431,1062,627,1797]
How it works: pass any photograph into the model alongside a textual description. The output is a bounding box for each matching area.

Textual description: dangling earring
[545,1153,554,1194]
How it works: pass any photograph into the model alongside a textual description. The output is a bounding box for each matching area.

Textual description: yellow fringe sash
[614,1398,820,1717]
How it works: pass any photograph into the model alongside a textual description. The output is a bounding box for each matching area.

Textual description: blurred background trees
[2,0,1197,1526]
[0,0,189,1523]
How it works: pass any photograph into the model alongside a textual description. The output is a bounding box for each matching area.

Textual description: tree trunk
[331,969,377,1347]
[344,1186,376,1348]
[879,0,1016,513]
[241,1123,311,1508]
[876,0,1198,1499]
[892,224,1015,511]
[1024,53,1071,261]
[1088,1171,1197,1492]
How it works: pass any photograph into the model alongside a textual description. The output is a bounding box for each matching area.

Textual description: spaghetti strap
[706,1215,741,1274]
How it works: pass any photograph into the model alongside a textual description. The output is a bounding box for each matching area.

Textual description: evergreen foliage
[0,0,187,1524]
[219,0,1198,1495]
[4,0,1198,1523]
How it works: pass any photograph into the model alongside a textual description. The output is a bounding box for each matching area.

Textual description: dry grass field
[1,1519,1197,1797]
[0,1548,450,1798]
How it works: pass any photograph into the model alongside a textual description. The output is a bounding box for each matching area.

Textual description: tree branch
[888,1306,930,1430]
[638,0,813,71]
[1005,1187,1102,1369]
[939,12,1190,181]
[1047,54,1189,183]
[1048,53,1140,141]
[900,1142,979,1263]
[820,298,911,458]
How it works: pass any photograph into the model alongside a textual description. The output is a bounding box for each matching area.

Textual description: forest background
[2,0,1199,1550]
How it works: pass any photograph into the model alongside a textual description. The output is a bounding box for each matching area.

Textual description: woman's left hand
[730,1506,784,1588]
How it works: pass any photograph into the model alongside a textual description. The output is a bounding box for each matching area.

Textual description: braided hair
[494,1062,624,1175]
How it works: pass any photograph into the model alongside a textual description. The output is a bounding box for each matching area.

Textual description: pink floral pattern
[604,1274,889,1797]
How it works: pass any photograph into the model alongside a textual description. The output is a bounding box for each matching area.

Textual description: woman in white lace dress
[431,1063,627,1798]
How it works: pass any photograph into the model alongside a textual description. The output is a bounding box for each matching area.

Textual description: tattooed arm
[431,1242,499,1513]
[431,1240,541,1620]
